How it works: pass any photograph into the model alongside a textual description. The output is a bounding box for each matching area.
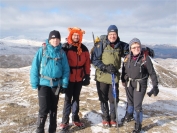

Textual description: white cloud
[0,0,176,44]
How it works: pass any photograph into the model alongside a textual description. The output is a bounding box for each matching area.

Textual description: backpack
[141,45,155,63]
[90,34,124,55]
[90,35,108,55]
[91,34,155,66]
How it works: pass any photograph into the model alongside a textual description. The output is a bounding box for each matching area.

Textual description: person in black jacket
[121,38,159,133]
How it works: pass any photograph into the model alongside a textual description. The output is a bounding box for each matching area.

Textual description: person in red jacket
[59,27,91,130]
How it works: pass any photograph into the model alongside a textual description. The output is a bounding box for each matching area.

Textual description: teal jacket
[30,39,70,89]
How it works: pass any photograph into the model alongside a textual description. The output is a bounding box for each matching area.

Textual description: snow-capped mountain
[145,44,177,59]
[0,37,177,133]
[0,37,93,68]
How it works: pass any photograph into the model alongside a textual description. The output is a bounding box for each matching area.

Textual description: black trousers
[37,86,59,132]
[38,86,59,116]
[126,81,146,111]
[62,81,82,124]
[96,81,119,103]
[96,81,119,121]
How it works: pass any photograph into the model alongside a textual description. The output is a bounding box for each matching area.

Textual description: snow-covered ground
[154,58,177,73]
[0,66,177,133]
[0,37,177,132]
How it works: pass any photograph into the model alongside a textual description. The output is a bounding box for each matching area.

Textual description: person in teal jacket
[30,30,70,133]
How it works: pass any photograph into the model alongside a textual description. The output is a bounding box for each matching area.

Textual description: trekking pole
[111,74,119,133]
[92,32,95,46]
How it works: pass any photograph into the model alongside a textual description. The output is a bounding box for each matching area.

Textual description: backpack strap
[42,43,46,56]
[40,75,61,86]
[102,39,107,50]
[70,65,84,78]
[123,54,130,63]
[127,75,148,91]
[39,43,63,87]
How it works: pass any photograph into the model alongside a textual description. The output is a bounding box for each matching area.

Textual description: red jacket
[62,43,90,82]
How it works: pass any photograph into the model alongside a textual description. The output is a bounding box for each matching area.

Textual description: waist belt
[70,65,84,74]
[127,75,148,91]
[40,75,61,86]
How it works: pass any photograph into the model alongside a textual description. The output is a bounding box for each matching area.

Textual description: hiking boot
[102,120,110,127]
[110,121,117,127]
[59,123,69,130]
[132,123,142,133]
[36,115,47,133]
[49,111,57,133]
[121,112,134,123]
[72,121,85,128]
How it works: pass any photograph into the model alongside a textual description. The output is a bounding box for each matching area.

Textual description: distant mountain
[145,44,177,59]
[0,37,177,68]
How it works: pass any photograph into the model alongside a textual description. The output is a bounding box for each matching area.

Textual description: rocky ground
[0,65,177,133]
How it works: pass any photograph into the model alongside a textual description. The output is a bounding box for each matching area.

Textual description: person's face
[130,43,141,56]
[72,33,80,43]
[49,38,60,47]
[108,32,118,43]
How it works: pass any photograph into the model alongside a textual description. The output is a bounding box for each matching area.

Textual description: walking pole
[111,74,119,133]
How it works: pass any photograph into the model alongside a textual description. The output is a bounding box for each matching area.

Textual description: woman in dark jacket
[121,38,159,133]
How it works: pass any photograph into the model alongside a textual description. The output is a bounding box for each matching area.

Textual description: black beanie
[48,30,61,40]
[107,25,118,34]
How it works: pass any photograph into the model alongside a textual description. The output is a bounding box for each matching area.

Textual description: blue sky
[0,0,176,44]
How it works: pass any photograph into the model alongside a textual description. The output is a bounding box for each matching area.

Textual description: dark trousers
[126,83,146,111]
[125,82,146,123]
[96,81,119,121]
[62,81,82,124]
[37,86,59,133]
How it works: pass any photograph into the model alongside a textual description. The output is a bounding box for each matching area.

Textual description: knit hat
[48,30,61,40]
[107,25,118,34]
[129,38,141,50]
[128,38,142,68]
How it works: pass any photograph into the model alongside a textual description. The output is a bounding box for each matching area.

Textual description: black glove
[104,64,118,74]
[147,86,159,97]
[60,87,67,94]
[82,74,90,86]
[124,75,129,82]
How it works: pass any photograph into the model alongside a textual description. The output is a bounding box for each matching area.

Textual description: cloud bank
[0,0,176,44]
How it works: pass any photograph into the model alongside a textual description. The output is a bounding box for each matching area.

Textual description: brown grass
[0,67,177,132]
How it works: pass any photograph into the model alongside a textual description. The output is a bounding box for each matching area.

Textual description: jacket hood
[45,39,62,51]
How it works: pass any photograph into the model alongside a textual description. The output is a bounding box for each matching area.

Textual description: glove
[124,75,129,82]
[60,87,67,94]
[105,64,118,74]
[82,74,90,86]
[147,86,159,97]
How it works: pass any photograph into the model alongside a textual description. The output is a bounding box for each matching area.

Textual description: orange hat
[67,27,85,55]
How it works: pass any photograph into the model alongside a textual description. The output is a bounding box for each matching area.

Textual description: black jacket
[121,53,158,88]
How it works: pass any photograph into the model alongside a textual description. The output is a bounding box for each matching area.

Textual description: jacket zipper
[75,54,79,82]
